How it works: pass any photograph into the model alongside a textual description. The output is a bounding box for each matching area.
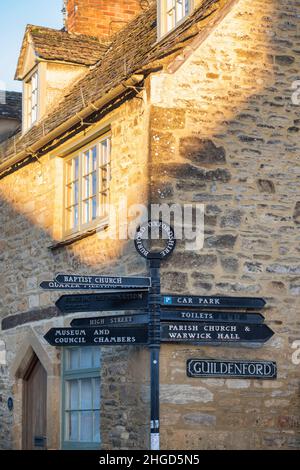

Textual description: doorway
[23,354,47,450]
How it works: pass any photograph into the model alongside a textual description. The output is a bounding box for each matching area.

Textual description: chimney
[65,0,144,39]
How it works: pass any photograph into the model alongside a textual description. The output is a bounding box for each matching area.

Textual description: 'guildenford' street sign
[187,359,277,379]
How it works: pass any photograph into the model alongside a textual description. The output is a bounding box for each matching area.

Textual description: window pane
[94,411,100,442]
[100,139,110,165]
[83,175,90,199]
[80,411,93,442]
[74,181,79,205]
[80,347,93,369]
[81,379,93,410]
[66,411,79,441]
[84,151,90,175]
[94,378,100,409]
[83,200,89,224]
[69,380,79,410]
[93,348,101,368]
[74,205,79,227]
[69,348,79,370]
[74,157,79,180]
[66,207,72,229]
[92,146,97,170]
[92,172,97,195]
[92,197,97,220]
[185,0,189,14]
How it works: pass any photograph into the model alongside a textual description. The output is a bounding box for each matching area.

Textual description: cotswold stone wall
[0,0,299,452]
[0,95,150,450]
[150,0,300,450]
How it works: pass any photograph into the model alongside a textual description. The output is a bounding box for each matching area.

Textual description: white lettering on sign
[168,332,212,340]
[181,312,214,320]
[54,329,86,336]
[203,325,237,332]
[188,360,276,378]
[55,337,86,344]
[93,336,136,344]
[177,297,221,305]
[63,275,123,285]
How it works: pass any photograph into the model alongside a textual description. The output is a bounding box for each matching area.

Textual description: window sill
[48,221,108,250]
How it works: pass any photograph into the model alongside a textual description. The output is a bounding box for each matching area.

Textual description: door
[23,355,47,450]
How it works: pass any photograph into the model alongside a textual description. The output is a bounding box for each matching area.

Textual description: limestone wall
[0,94,150,450]
[149,0,300,450]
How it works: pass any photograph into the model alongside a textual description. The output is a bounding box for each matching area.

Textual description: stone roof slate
[15,25,109,80]
[0,91,22,121]
[28,25,109,65]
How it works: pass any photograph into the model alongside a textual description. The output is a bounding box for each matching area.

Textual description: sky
[0,0,63,92]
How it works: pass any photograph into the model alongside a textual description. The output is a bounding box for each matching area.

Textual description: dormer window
[159,0,192,38]
[24,69,39,129]
[15,25,107,135]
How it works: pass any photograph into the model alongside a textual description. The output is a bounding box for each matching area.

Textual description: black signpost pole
[134,220,176,451]
[148,255,161,451]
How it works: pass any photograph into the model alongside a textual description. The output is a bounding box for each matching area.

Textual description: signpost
[55,291,148,313]
[160,310,265,324]
[187,359,277,379]
[71,313,149,327]
[40,280,149,291]
[42,219,275,452]
[44,326,148,346]
[161,322,274,344]
[55,274,151,289]
[161,295,266,309]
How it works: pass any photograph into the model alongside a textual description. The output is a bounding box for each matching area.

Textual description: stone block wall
[149,0,300,450]
[0,94,150,449]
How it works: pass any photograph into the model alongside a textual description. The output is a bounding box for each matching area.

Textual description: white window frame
[23,67,39,131]
[158,0,193,38]
[63,132,111,236]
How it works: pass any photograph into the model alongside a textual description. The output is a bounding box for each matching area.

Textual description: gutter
[0,74,144,175]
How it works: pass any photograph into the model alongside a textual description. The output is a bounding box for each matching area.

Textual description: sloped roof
[15,25,109,79]
[0,91,22,120]
[1,0,232,167]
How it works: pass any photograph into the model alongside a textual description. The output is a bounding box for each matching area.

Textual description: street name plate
[44,326,148,347]
[161,322,274,344]
[71,313,149,327]
[161,295,266,309]
[187,359,277,379]
[55,291,149,313]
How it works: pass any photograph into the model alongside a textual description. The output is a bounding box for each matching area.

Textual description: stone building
[0,0,299,450]
[0,91,22,143]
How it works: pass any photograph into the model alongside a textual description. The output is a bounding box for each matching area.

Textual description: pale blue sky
[0,0,63,92]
